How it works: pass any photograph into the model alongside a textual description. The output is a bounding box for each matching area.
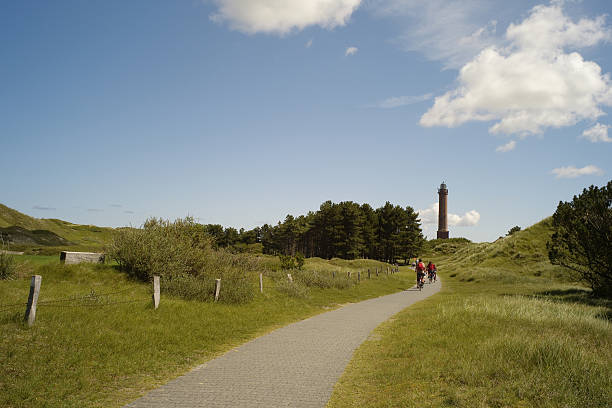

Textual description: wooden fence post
[287,274,293,283]
[376,268,379,277]
[153,275,160,309]
[358,271,361,281]
[368,269,371,279]
[24,275,42,326]
[259,273,263,293]
[347,271,351,279]
[332,271,336,279]
[215,279,221,302]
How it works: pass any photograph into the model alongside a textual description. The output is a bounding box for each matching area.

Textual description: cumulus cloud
[420,2,612,137]
[210,0,362,35]
[417,203,480,227]
[551,165,604,178]
[374,93,433,108]
[495,140,516,152]
[345,46,358,56]
[581,123,612,143]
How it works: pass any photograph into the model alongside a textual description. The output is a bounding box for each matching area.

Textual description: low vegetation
[327,220,611,408]
[0,253,405,407]
[0,252,17,280]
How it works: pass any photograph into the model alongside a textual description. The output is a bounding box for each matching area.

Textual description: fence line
[2,264,405,322]
[37,299,146,308]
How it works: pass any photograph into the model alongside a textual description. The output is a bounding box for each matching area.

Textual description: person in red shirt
[427,261,436,282]
[416,259,425,288]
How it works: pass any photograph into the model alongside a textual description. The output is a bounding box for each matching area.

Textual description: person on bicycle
[416,259,425,288]
[427,261,436,283]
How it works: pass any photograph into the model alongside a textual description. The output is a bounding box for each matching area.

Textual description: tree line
[202,200,424,263]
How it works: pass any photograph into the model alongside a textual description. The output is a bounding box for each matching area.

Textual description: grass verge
[0,256,409,407]
[327,273,611,408]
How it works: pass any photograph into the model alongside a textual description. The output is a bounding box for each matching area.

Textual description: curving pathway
[125,279,441,408]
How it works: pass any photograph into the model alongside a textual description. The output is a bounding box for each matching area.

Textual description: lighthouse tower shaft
[437,183,449,239]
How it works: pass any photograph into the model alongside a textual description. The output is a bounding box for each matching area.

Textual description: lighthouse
[437,182,449,239]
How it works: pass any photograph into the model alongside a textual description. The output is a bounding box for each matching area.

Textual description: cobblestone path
[125,279,441,408]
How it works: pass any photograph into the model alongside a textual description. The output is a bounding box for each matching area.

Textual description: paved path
[125,278,441,408]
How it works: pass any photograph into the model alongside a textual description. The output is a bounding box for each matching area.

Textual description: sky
[1,0,611,242]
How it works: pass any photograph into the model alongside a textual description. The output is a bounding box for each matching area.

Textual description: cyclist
[416,259,425,290]
[427,261,435,283]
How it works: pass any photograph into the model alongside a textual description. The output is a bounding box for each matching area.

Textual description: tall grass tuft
[0,252,16,280]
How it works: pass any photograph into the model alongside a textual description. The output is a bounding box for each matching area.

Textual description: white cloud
[495,140,516,152]
[417,203,480,227]
[370,0,501,69]
[375,93,433,108]
[305,39,313,48]
[345,46,358,56]
[420,2,612,136]
[551,165,604,178]
[210,0,362,35]
[449,210,481,227]
[581,123,612,143]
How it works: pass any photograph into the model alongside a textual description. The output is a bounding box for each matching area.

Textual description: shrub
[275,279,309,298]
[507,226,521,236]
[548,181,612,297]
[107,217,256,303]
[279,253,305,270]
[279,254,296,270]
[0,252,16,280]
[293,269,353,289]
[295,252,305,269]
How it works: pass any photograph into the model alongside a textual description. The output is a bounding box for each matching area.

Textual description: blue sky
[1,0,611,241]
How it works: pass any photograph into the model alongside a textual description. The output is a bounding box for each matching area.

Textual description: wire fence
[1,265,403,321]
[0,286,149,313]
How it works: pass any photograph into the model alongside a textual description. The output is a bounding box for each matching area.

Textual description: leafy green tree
[547,181,612,297]
[203,224,224,247]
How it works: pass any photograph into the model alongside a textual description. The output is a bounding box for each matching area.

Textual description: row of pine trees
[203,200,424,263]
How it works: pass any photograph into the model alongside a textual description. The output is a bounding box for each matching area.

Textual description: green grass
[0,256,410,407]
[327,221,611,408]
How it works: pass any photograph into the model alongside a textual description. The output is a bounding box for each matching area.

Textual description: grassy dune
[0,204,114,252]
[0,255,408,408]
[328,221,611,408]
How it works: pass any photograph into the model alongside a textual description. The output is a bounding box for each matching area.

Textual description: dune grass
[0,256,409,408]
[327,277,611,408]
[327,222,611,408]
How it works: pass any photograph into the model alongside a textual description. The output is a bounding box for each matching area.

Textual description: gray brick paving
[124,279,441,408]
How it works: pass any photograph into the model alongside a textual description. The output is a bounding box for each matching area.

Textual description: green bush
[279,253,305,270]
[275,279,309,298]
[278,254,296,270]
[295,252,305,269]
[0,252,16,280]
[107,217,257,303]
